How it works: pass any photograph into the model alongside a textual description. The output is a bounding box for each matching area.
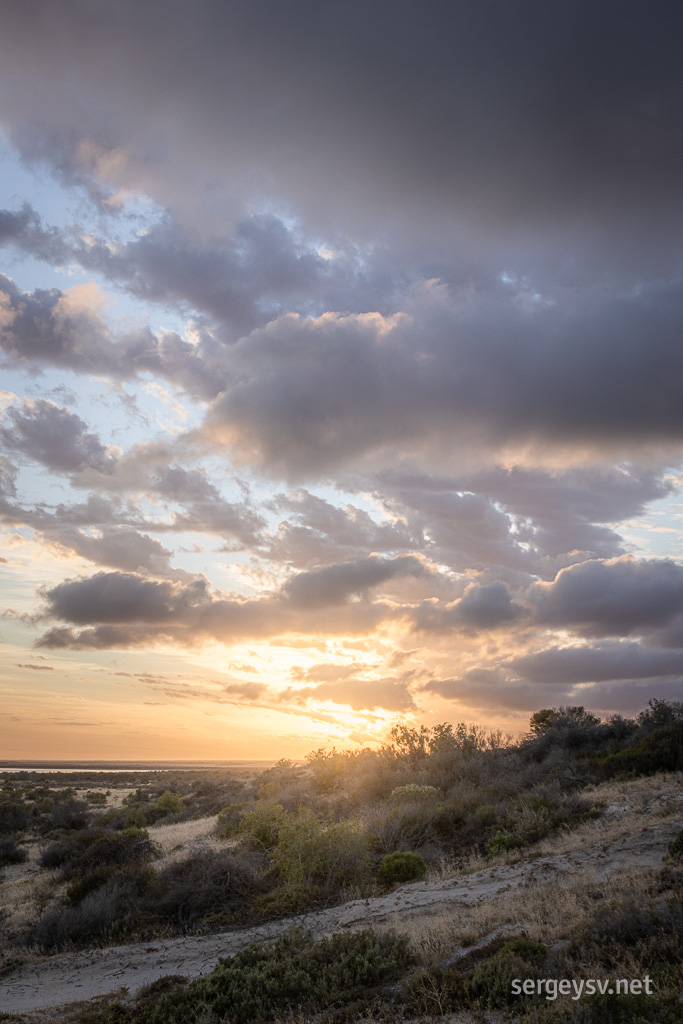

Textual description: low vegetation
[1,697,682,1022]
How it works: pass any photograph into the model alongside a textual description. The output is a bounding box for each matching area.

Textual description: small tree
[529,706,600,734]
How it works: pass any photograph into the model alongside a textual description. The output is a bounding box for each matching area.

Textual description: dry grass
[147,813,222,859]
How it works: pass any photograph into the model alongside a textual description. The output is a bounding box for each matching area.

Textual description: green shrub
[91,928,412,1024]
[250,882,316,917]
[65,865,121,906]
[0,800,30,833]
[273,809,372,895]
[486,829,526,858]
[85,792,108,806]
[466,936,547,1007]
[216,801,249,838]
[596,722,683,779]
[40,828,159,879]
[155,791,184,814]
[47,798,90,831]
[97,804,168,829]
[405,936,547,1015]
[236,801,288,850]
[377,850,427,887]
[26,865,154,950]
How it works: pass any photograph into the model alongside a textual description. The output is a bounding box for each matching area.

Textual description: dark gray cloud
[32,564,405,648]
[200,280,683,478]
[423,670,683,718]
[411,580,527,634]
[281,554,429,608]
[511,642,683,685]
[47,527,180,577]
[0,203,69,264]
[1,398,116,474]
[533,556,683,636]
[2,0,683,269]
[40,571,212,626]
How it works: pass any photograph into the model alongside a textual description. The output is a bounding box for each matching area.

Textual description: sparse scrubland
[1,698,682,1023]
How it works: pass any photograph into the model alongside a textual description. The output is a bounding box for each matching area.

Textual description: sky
[1,0,683,759]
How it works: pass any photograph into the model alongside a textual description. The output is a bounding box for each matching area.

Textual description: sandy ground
[2,773,681,1020]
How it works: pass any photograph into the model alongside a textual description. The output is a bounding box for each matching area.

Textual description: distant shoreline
[0,759,284,772]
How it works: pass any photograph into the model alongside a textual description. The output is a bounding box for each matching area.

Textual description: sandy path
[2,815,679,1018]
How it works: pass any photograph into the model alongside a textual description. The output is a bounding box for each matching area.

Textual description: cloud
[0,398,117,474]
[411,580,526,634]
[281,554,429,608]
[31,563,404,648]
[198,281,683,478]
[278,674,416,712]
[2,1,683,266]
[423,669,683,718]
[510,642,683,684]
[533,555,683,636]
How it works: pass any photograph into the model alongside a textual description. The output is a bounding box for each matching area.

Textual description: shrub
[0,799,31,833]
[216,801,249,838]
[466,937,548,1007]
[90,928,412,1024]
[64,865,120,906]
[155,791,184,814]
[26,866,154,950]
[364,801,441,854]
[85,791,108,806]
[151,849,265,928]
[0,835,29,866]
[236,801,288,851]
[530,706,600,734]
[97,804,168,829]
[668,829,683,864]
[486,829,526,858]
[47,798,89,831]
[40,828,159,879]
[637,697,683,733]
[377,851,427,888]
[404,936,547,1015]
[596,722,683,779]
[273,810,372,897]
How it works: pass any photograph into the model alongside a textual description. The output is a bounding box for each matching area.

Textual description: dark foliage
[150,848,267,928]
[40,828,160,879]
[0,799,31,833]
[0,834,29,866]
[80,927,413,1024]
[594,721,683,779]
[377,851,427,888]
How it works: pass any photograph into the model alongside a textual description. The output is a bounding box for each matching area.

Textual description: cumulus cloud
[199,282,683,478]
[281,554,429,608]
[510,642,683,685]
[533,555,683,636]
[1,398,117,474]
